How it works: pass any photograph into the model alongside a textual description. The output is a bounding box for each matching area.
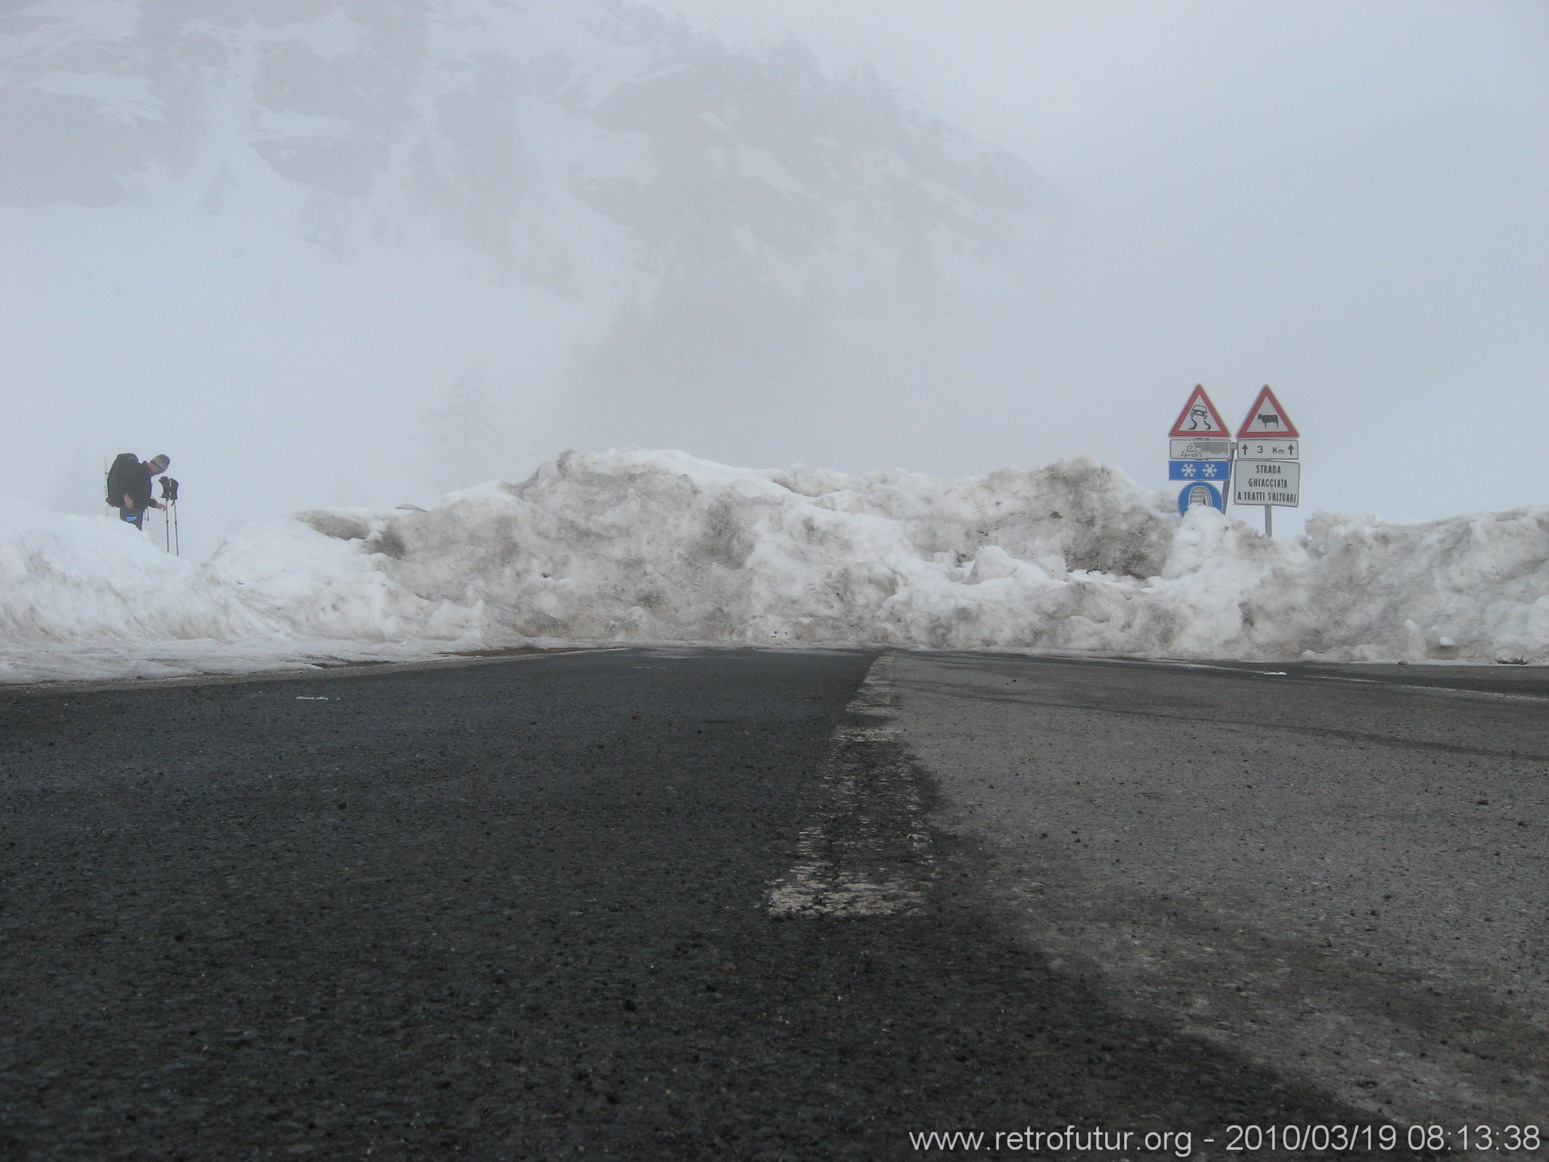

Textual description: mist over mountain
[1,0,1059,545]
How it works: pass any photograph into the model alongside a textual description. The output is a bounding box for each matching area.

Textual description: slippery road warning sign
[1236,385,1299,439]
[1170,385,1230,438]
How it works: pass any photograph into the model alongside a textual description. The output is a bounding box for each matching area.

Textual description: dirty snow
[2,450,1545,683]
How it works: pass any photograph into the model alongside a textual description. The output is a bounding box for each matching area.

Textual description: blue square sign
[1168,459,1231,481]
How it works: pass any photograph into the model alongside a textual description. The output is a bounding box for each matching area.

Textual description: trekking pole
[159,477,181,556]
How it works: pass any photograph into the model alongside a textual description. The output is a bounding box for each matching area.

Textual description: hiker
[106,453,170,531]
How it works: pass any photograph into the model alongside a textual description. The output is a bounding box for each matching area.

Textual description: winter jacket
[112,461,153,510]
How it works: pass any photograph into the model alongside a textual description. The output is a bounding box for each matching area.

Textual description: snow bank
[0,508,467,682]
[2,450,1545,683]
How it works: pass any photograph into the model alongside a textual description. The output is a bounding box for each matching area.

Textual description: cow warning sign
[1235,385,1299,439]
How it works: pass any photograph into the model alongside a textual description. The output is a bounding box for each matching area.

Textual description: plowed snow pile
[3,450,1546,682]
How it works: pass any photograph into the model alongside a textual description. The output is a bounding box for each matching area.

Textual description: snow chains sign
[1176,481,1224,515]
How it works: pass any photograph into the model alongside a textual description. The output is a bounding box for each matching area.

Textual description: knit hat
[150,454,170,471]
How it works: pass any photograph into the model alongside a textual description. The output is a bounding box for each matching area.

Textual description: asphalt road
[885,653,1549,1148]
[0,648,1542,1161]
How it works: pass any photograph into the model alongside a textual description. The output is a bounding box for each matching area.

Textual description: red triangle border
[1236,386,1300,439]
[1168,385,1231,438]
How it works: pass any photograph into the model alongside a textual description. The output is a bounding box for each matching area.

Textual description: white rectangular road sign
[1235,438,1298,461]
[1233,460,1301,507]
[1171,437,1233,460]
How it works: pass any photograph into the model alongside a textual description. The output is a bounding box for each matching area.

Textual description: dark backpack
[105,453,139,506]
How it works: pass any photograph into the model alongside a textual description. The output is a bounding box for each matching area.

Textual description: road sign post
[1233,386,1300,536]
[1168,386,1232,515]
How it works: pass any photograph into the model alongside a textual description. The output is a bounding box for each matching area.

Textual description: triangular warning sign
[1169,385,1230,438]
[1236,385,1299,439]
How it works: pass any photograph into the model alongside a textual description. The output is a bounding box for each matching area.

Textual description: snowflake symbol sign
[1202,463,1219,478]
[1181,463,1198,478]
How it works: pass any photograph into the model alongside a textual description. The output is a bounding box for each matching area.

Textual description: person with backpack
[106,453,170,530]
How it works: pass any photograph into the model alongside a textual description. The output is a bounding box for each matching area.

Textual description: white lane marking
[767,654,935,918]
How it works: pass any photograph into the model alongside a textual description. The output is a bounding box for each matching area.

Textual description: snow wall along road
[3,450,1547,683]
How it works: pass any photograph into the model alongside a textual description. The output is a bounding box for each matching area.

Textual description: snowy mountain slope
[0,1,1047,262]
[1,0,1056,549]
[3,449,1546,683]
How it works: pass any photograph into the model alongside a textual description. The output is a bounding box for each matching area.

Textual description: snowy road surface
[1,648,1544,1160]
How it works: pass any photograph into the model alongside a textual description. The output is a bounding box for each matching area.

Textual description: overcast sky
[661,0,1549,531]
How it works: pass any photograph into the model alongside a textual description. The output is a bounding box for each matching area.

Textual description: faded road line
[767,653,936,918]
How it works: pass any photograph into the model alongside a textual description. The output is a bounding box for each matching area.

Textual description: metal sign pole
[1264,505,1273,538]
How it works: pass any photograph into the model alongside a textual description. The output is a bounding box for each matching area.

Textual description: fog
[664,0,1549,528]
[2,0,1544,560]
